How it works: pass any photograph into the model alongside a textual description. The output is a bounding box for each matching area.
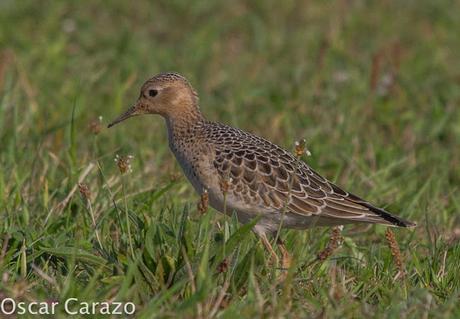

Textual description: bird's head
[108,72,199,128]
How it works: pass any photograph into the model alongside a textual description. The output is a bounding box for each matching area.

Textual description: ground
[0,1,459,318]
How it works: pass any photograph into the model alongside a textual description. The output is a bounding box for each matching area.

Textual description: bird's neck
[165,107,205,143]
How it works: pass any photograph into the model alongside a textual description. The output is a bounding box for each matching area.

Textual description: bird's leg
[276,238,291,270]
[259,233,279,265]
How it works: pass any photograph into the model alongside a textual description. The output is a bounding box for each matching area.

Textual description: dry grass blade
[208,276,231,318]
[47,162,95,220]
[78,182,103,249]
[31,264,60,294]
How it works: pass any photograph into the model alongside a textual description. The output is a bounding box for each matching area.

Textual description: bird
[108,72,416,269]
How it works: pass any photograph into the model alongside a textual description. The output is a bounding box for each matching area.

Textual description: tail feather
[360,201,416,228]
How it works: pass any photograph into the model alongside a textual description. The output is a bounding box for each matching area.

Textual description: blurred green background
[0,0,459,318]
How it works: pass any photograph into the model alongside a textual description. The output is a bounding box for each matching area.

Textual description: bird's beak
[107,105,138,128]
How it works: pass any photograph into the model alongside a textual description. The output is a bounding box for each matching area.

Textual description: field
[1,1,460,318]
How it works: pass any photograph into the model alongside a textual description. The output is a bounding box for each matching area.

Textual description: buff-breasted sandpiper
[108,72,416,268]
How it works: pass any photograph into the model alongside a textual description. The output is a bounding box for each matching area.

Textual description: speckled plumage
[109,72,416,240]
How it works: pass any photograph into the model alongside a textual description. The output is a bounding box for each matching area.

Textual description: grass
[1,0,460,317]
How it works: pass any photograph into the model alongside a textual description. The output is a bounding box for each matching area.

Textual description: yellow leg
[277,238,292,271]
[259,234,292,284]
[259,233,279,265]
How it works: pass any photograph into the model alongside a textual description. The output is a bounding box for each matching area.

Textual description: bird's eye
[148,89,158,97]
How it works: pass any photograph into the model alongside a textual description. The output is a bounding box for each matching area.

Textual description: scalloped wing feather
[208,122,415,228]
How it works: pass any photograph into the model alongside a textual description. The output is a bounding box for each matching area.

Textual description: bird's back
[194,121,415,232]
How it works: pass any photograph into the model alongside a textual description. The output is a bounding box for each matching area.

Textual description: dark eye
[148,89,158,97]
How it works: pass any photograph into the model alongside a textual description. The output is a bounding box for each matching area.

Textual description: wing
[208,122,415,228]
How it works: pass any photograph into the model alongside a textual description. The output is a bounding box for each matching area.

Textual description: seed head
[294,139,311,158]
[219,177,233,194]
[317,226,343,262]
[197,189,209,214]
[78,183,91,200]
[217,258,229,273]
[89,116,103,135]
[114,154,134,174]
[385,228,405,279]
